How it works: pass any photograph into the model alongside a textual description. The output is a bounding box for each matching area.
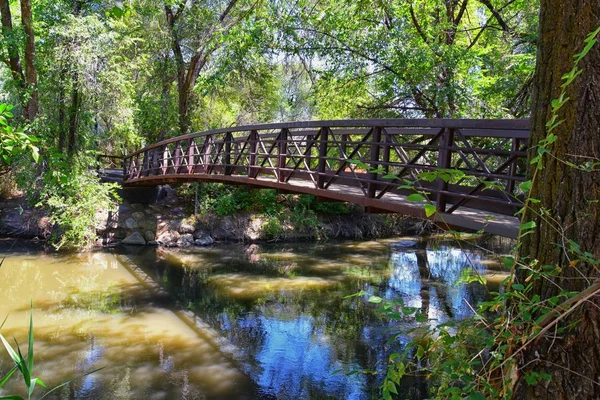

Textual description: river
[0,237,511,399]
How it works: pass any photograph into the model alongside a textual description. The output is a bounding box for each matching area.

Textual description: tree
[277,0,538,119]
[514,2,600,398]
[0,0,38,121]
[163,0,262,135]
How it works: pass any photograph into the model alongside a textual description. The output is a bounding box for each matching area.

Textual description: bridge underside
[124,174,520,239]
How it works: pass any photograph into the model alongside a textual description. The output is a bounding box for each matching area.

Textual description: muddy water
[0,237,511,399]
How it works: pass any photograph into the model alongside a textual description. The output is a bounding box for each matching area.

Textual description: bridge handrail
[126,119,529,158]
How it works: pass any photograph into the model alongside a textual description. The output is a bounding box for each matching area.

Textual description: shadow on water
[0,237,512,399]
[118,237,511,399]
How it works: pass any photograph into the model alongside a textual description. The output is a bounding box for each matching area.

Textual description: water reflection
[0,237,511,399]
[123,238,510,399]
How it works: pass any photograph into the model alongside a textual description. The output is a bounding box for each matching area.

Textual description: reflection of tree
[415,241,431,317]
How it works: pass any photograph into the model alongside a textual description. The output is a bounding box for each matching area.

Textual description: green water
[0,237,511,399]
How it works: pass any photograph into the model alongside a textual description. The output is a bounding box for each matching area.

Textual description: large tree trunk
[514,1,600,399]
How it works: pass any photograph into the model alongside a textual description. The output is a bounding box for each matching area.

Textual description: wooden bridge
[100,119,530,238]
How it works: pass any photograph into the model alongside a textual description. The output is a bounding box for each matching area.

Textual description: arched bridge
[106,119,530,238]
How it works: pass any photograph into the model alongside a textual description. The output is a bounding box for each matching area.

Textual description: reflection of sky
[386,245,487,322]
[244,316,365,399]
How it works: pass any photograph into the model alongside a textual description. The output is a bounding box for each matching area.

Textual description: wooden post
[203,135,212,174]
[151,148,159,175]
[506,138,519,194]
[162,145,169,175]
[367,126,382,198]
[249,130,258,178]
[278,128,288,182]
[188,138,195,174]
[141,151,149,177]
[317,127,328,189]
[224,132,232,175]
[174,141,182,173]
[436,128,455,212]
[382,130,391,175]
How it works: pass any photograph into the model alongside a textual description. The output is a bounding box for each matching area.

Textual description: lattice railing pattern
[123,119,530,215]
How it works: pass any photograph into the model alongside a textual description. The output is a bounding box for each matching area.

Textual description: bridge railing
[123,119,529,215]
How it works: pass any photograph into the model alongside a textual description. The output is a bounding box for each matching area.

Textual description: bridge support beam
[368,126,382,198]
[317,127,328,189]
[436,128,455,212]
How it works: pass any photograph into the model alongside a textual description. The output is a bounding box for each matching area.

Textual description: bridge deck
[125,173,520,238]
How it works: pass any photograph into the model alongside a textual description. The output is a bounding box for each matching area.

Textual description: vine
[350,25,600,400]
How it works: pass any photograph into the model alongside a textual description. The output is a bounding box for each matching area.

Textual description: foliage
[0,104,39,174]
[349,25,600,400]
[14,151,120,250]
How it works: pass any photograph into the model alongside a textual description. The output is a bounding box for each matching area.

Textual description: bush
[15,150,120,250]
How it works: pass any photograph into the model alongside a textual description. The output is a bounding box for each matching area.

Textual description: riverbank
[0,185,431,247]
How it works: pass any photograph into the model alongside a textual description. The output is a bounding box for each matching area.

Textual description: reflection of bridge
[105,119,530,238]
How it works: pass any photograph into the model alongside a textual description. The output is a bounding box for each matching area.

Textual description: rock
[180,221,195,234]
[193,229,209,239]
[194,236,214,246]
[130,203,144,210]
[122,231,146,245]
[125,218,138,229]
[132,212,145,220]
[144,230,156,241]
[118,204,131,213]
[157,230,180,247]
[148,240,158,246]
[178,233,194,247]
[138,219,156,230]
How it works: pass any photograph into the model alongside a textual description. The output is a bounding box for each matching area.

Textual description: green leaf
[28,306,34,376]
[0,365,18,388]
[512,283,525,291]
[416,345,424,360]
[0,334,20,366]
[406,193,426,202]
[520,221,536,231]
[0,395,25,400]
[503,256,515,268]
[519,180,532,192]
[31,146,39,163]
[423,204,436,217]
[368,296,383,304]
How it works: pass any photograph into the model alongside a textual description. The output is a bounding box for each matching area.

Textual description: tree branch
[409,4,429,44]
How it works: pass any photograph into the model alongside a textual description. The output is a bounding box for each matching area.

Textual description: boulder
[132,211,145,220]
[125,218,138,229]
[138,219,156,230]
[122,231,146,245]
[157,230,180,247]
[178,233,194,247]
[144,230,156,241]
[194,236,214,246]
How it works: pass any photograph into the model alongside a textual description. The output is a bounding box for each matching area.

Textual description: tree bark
[0,0,25,101]
[164,0,239,135]
[515,1,600,398]
[20,0,38,120]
